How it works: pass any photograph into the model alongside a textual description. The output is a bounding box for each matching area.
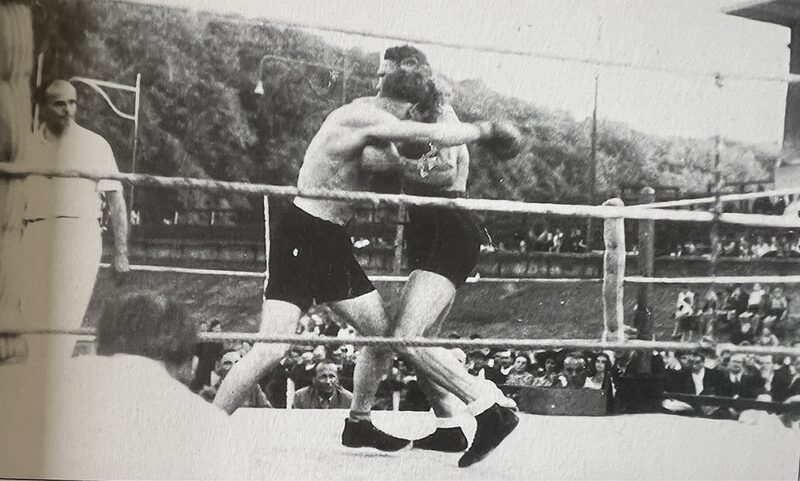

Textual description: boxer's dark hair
[384,45,430,69]
[96,292,197,365]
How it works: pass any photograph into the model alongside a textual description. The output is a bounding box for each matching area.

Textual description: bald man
[13,80,129,362]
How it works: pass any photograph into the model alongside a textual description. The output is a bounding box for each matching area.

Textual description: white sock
[435,416,461,429]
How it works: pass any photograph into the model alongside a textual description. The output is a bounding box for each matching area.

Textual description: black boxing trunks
[264,203,375,311]
[404,190,482,287]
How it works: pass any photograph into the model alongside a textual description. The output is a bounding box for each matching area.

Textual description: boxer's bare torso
[294,96,412,225]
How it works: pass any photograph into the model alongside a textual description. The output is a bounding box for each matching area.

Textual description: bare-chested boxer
[214,45,521,467]
[347,46,514,458]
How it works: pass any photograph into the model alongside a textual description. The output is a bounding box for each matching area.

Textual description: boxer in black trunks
[347,52,504,459]
[214,45,521,467]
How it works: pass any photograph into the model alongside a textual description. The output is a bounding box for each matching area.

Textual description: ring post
[602,198,626,341]
[635,187,655,343]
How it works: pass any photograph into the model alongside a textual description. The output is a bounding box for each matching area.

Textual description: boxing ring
[2,164,800,480]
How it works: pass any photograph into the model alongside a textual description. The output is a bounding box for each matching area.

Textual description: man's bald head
[39,79,77,136]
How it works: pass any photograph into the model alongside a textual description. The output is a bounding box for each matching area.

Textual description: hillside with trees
[32,0,777,225]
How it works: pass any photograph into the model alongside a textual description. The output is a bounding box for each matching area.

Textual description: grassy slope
[88,270,800,341]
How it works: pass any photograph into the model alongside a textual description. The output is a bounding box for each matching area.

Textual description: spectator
[719,354,764,400]
[584,352,612,391]
[756,327,780,347]
[484,350,514,386]
[585,352,615,413]
[765,286,789,325]
[466,349,489,378]
[290,350,317,390]
[755,355,777,399]
[747,283,767,314]
[556,353,586,389]
[550,228,565,253]
[671,286,696,340]
[0,292,250,478]
[505,353,535,386]
[532,354,559,387]
[752,235,771,257]
[772,355,800,403]
[662,351,724,417]
[292,361,354,409]
[190,320,224,393]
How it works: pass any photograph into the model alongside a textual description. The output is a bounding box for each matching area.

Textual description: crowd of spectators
[481,226,590,254]
[670,283,791,344]
[671,233,800,259]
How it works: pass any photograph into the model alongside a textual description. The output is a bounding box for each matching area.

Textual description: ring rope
[228,14,800,85]
[625,275,800,285]
[642,186,800,209]
[97,263,603,284]
[4,328,800,357]
[2,166,800,228]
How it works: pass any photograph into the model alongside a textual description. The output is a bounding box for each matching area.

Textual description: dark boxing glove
[476,121,522,160]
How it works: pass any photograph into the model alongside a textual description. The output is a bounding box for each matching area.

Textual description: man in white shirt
[14,80,129,362]
[0,292,248,480]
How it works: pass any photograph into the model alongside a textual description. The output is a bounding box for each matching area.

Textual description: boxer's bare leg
[213,300,300,414]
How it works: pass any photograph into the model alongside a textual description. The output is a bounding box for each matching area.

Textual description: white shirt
[0,355,246,480]
[22,123,122,219]
[692,368,705,395]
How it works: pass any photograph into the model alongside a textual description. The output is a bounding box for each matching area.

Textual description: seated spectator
[466,349,489,378]
[752,235,771,257]
[671,286,696,340]
[0,292,247,479]
[662,351,725,417]
[484,349,514,386]
[531,354,559,387]
[290,350,317,390]
[556,353,587,389]
[505,353,535,386]
[755,355,777,400]
[550,228,565,253]
[202,350,269,407]
[756,326,780,347]
[766,286,789,322]
[292,361,353,409]
[584,352,612,390]
[719,354,764,400]
[772,355,800,403]
[747,283,767,314]
[585,352,614,413]
[730,313,756,345]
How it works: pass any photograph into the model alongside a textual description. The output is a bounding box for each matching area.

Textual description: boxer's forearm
[107,190,129,255]
[366,120,484,147]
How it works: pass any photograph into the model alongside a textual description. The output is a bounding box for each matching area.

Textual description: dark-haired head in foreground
[96,292,197,383]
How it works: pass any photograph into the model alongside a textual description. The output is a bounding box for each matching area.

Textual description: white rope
[626,275,800,285]
[6,327,800,357]
[3,165,800,228]
[98,263,601,284]
[643,186,800,209]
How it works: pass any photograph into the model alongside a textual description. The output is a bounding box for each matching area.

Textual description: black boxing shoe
[458,404,519,468]
[412,427,468,453]
[341,418,411,452]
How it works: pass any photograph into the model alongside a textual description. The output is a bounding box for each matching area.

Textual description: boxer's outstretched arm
[364,118,484,147]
